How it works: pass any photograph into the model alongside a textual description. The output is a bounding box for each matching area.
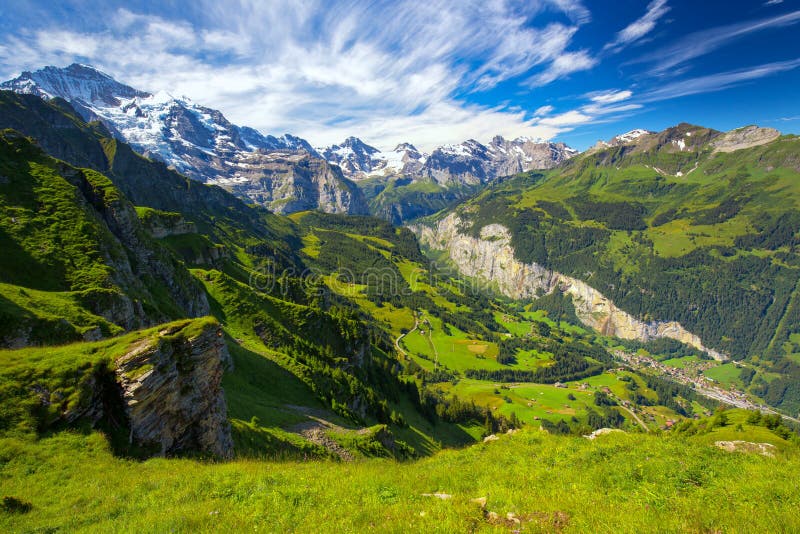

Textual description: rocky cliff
[225,151,369,214]
[115,319,234,458]
[415,214,726,360]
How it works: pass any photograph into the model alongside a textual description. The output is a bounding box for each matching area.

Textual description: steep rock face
[138,210,197,239]
[225,152,369,214]
[423,140,493,186]
[115,320,234,458]
[712,125,781,153]
[321,136,381,177]
[0,130,209,344]
[486,136,577,177]
[415,214,726,360]
[57,163,211,326]
[320,138,427,180]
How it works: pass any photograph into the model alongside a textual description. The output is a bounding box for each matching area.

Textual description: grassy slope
[444,128,800,413]
[289,213,711,434]
[1,427,798,533]
[0,317,218,439]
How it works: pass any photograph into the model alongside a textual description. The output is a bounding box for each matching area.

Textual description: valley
[1,62,800,532]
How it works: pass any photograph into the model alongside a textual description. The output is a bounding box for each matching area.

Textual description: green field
[2,426,798,533]
[703,363,744,388]
[662,355,702,368]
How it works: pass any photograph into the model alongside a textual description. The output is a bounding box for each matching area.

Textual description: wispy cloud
[525,50,596,87]
[604,0,671,52]
[0,0,597,150]
[586,90,633,104]
[639,58,800,102]
[632,10,800,75]
[529,89,641,131]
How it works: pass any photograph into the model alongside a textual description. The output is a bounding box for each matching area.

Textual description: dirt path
[609,395,649,432]
[395,314,419,357]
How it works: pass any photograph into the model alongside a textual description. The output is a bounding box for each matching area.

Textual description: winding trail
[618,401,649,432]
[394,314,419,357]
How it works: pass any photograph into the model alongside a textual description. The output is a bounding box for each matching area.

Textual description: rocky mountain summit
[320,134,577,185]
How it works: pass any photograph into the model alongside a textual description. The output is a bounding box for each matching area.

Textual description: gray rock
[115,321,234,458]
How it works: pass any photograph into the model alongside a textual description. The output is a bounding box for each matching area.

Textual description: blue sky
[0,0,798,151]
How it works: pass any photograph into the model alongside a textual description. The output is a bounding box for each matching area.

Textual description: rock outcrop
[115,319,234,458]
[714,440,776,457]
[415,214,726,360]
[711,125,781,153]
[225,152,369,215]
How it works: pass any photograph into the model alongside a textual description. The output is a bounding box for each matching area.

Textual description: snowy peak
[320,138,427,179]
[0,64,367,215]
[341,136,379,154]
[435,139,489,159]
[591,128,654,151]
[1,64,150,107]
[611,129,653,145]
[1,64,321,177]
[393,142,418,152]
[323,134,578,185]
[321,137,382,177]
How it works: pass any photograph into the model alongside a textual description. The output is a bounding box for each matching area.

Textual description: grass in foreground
[1,429,798,533]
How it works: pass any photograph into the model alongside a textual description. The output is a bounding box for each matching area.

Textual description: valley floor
[1,429,798,533]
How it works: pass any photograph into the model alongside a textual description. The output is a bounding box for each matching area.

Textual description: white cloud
[765,0,784,5]
[525,50,596,86]
[632,10,800,75]
[605,0,670,51]
[536,110,593,126]
[0,1,600,151]
[534,105,555,116]
[587,89,633,104]
[639,59,800,102]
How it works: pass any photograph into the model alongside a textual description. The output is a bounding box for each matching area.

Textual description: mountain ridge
[1,64,367,215]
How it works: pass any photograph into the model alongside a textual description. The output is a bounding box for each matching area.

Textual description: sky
[0,0,799,151]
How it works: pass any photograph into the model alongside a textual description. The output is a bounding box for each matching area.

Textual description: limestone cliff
[225,152,369,215]
[115,319,234,458]
[415,214,726,361]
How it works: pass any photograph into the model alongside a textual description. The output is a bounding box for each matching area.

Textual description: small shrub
[2,496,32,514]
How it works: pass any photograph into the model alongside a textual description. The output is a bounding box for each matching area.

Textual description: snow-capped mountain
[320,135,576,186]
[320,137,381,177]
[1,64,365,215]
[592,129,655,151]
[612,129,652,144]
[487,135,578,177]
[320,138,427,180]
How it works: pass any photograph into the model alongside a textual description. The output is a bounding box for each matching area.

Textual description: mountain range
[1,64,577,220]
[2,62,800,531]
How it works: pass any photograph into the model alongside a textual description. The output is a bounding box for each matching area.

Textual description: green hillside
[1,93,799,533]
[1,420,798,532]
[440,124,800,415]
